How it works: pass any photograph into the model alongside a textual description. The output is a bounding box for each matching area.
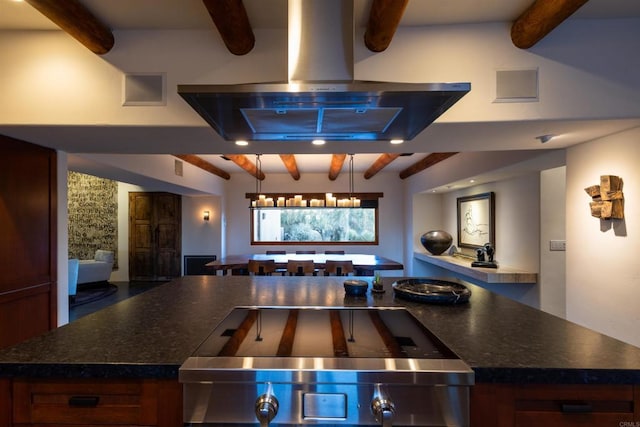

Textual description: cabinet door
[473,383,638,427]
[0,378,10,427]
[13,378,158,425]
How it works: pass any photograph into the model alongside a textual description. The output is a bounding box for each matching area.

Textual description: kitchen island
[1,275,639,426]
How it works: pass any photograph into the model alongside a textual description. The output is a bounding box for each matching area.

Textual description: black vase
[420,230,453,255]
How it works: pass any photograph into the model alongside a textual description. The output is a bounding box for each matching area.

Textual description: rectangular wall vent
[123,73,166,106]
[495,69,538,102]
[174,159,183,176]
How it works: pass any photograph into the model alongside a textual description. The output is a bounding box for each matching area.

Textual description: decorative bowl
[344,279,368,296]
[392,278,471,304]
[420,230,453,255]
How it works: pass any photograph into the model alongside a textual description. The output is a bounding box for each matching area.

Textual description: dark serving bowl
[344,279,368,296]
[392,278,471,304]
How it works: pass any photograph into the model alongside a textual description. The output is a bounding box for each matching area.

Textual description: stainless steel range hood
[178,0,470,142]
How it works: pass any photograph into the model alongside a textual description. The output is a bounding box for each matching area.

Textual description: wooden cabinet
[472,383,640,427]
[0,136,57,349]
[12,378,181,427]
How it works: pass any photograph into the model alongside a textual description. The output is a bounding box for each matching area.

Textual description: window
[248,193,381,245]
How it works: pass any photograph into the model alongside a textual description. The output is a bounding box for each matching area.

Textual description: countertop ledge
[414,252,538,283]
[1,276,638,385]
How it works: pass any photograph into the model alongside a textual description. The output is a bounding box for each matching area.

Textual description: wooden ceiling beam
[364,0,409,52]
[328,154,347,181]
[279,154,301,180]
[511,0,590,49]
[25,0,114,54]
[399,152,458,180]
[202,0,255,55]
[173,155,231,180]
[364,153,401,179]
[225,154,265,180]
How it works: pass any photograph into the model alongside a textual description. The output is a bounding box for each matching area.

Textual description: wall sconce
[203,210,210,221]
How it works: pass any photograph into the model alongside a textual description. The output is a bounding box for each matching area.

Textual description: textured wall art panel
[67,171,118,268]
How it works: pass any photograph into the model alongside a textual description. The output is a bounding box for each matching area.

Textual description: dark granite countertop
[1,276,639,384]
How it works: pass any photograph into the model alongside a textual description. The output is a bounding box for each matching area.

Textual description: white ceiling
[2,0,640,175]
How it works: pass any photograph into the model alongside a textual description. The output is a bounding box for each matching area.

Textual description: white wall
[411,173,542,308]
[56,152,69,326]
[2,21,640,134]
[181,195,222,263]
[566,126,640,347]
[223,171,405,275]
[540,166,567,318]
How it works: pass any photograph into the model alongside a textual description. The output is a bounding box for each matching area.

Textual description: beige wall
[566,126,640,347]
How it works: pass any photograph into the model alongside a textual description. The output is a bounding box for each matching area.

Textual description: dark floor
[69,281,167,322]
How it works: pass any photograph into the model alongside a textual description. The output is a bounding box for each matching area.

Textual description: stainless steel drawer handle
[68,396,100,407]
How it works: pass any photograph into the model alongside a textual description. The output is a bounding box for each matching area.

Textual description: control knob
[371,384,395,427]
[255,392,279,427]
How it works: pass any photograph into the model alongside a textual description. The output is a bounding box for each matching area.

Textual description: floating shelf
[414,252,538,284]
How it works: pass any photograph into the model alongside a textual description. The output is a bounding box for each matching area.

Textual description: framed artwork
[457,192,495,250]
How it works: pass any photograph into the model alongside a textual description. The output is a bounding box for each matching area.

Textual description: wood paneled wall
[0,135,57,349]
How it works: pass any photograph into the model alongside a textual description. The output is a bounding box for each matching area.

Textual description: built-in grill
[180,307,474,426]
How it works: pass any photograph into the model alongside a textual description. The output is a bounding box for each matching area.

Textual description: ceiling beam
[328,154,347,181]
[173,155,231,180]
[364,153,401,179]
[202,0,255,55]
[225,154,265,180]
[364,0,409,52]
[399,152,458,180]
[511,0,590,49]
[279,154,301,180]
[25,0,114,54]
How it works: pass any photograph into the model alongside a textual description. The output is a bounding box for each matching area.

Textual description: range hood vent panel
[178,82,471,142]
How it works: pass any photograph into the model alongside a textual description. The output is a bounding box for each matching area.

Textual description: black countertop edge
[0,363,180,379]
[2,363,639,385]
[473,367,640,385]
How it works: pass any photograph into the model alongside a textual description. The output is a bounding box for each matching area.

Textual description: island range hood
[178,0,470,142]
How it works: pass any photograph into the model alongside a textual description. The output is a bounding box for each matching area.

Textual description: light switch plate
[549,240,566,251]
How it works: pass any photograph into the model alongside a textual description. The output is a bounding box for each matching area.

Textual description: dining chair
[248,259,276,276]
[287,259,316,276]
[265,251,287,275]
[295,250,316,254]
[324,250,345,254]
[323,260,354,276]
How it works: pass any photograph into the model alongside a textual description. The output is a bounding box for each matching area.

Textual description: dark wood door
[0,135,57,349]
[129,192,181,281]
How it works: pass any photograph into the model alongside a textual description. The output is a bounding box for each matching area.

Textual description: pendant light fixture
[250,154,360,208]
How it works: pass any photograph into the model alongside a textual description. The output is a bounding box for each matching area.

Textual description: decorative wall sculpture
[585,175,624,220]
[67,171,118,268]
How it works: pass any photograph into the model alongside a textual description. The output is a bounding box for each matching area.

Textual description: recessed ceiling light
[390,139,404,145]
[469,179,475,183]
[235,140,248,146]
[312,139,325,146]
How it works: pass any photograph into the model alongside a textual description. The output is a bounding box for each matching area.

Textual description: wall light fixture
[203,210,210,221]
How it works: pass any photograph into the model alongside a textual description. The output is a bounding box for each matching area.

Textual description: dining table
[205,253,404,276]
